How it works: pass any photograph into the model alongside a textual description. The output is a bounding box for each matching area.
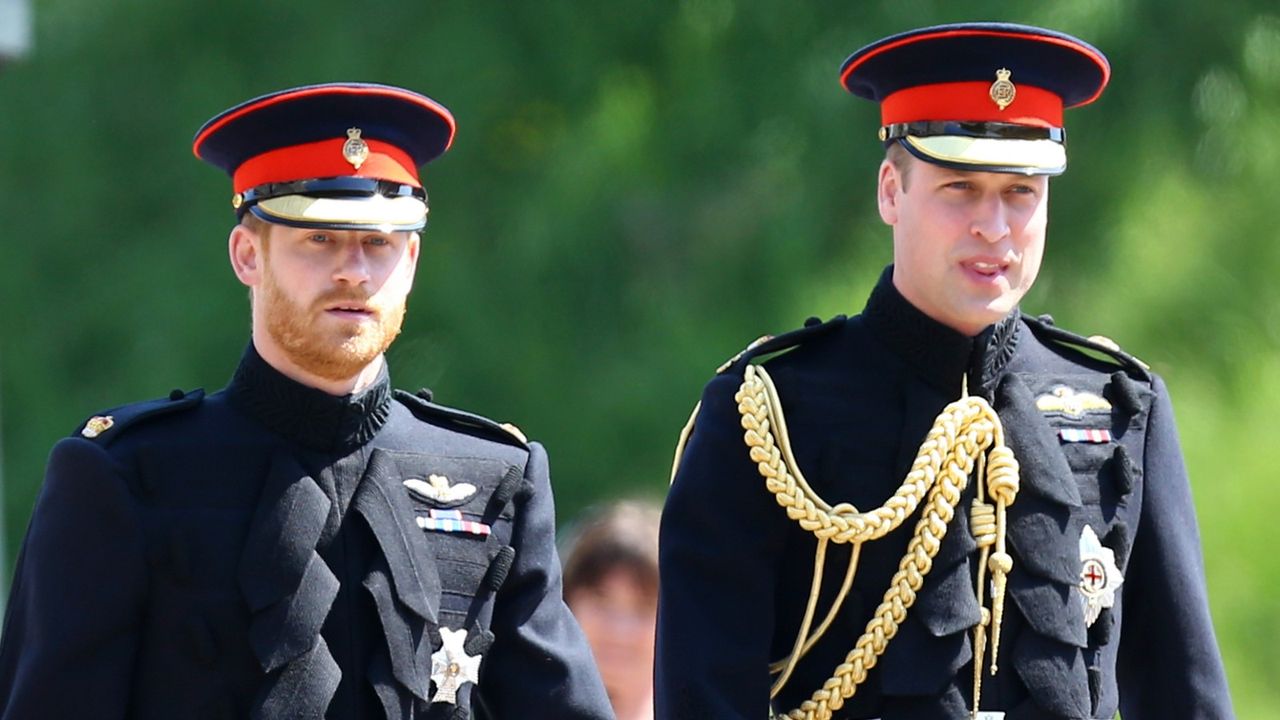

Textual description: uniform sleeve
[1116,376,1234,718]
[655,373,788,720]
[480,441,614,720]
[0,437,147,719]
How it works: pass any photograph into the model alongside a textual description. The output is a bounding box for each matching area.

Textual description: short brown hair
[239,212,274,243]
[885,141,913,190]
[562,500,661,601]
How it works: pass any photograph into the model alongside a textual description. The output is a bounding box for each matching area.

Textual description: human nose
[332,242,371,286]
[970,194,1011,244]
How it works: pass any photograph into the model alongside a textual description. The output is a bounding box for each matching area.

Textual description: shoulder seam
[1023,316,1151,381]
[717,315,848,375]
[75,389,206,445]
[393,390,530,449]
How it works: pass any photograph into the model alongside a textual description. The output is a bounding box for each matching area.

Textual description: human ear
[228,224,264,287]
[877,160,901,226]
[402,232,421,286]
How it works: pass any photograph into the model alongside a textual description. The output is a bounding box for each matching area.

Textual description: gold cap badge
[343,127,370,170]
[231,192,244,210]
[82,415,115,438]
[989,68,1016,111]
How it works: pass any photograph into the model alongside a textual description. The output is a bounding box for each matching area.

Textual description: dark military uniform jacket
[657,269,1233,719]
[0,346,614,720]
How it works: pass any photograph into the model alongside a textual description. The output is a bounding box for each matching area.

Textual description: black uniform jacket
[657,269,1233,719]
[0,346,613,720]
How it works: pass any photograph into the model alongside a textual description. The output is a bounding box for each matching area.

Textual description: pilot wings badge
[404,474,477,506]
[1036,385,1112,418]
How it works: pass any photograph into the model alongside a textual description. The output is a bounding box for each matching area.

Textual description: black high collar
[862,266,1020,398]
[226,343,393,454]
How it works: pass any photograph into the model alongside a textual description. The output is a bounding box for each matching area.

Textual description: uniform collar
[226,343,393,453]
[862,265,1020,397]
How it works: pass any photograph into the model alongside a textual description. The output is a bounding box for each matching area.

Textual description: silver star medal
[430,627,482,705]
[1079,525,1123,627]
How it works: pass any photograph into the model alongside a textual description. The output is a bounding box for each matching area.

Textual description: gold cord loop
[969,500,997,549]
[737,364,1020,720]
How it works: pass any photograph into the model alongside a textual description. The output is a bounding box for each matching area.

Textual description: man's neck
[890,271,998,338]
[609,686,654,720]
[251,336,385,396]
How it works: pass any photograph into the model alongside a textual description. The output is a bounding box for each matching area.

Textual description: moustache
[312,289,379,313]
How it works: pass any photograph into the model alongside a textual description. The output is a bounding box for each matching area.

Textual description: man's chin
[298,351,381,383]
[278,332,389,383]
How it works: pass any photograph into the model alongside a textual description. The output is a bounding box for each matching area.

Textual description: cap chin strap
[235,177,426,218]
[879,120,1065,143]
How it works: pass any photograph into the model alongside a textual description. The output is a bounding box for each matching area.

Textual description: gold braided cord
[739,367,947,545]
[669,401,702,485]
[985,446,1018,674]
[771,538,831,698]
[736,364,1020,720]
[768,543,862,675]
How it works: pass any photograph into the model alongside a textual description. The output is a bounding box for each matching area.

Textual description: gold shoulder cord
[731,364,1020,720]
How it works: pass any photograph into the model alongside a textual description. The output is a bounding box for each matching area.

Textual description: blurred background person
[562,500,662,720]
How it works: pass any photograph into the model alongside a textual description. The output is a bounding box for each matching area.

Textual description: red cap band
[880,81,1063,128]
[232,137,421,193]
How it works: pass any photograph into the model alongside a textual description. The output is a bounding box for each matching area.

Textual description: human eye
[307,232,332,244]
[1005,183,1043,201]
[364,234,392,247]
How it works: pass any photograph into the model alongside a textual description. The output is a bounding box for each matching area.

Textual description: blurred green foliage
[1,0,1276,713]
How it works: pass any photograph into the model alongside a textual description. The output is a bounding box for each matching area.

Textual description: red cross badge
[1078,525,1123,627]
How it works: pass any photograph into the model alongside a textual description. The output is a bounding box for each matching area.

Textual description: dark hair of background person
[561,498,663,720]
[562,499,661,602]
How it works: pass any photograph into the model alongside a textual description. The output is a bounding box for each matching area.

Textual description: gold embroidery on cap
[343,127,370,170]
[990,68,1016,111]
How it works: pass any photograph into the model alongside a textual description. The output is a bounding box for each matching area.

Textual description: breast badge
[430,627,482,705]
[1036,386,1112,419]
[1079,525,1123,627]
[404,474,477,506]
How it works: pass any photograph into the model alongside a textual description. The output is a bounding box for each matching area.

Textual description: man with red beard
[0,83,614,720]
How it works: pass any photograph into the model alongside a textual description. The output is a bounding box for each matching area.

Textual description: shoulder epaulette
[716,315,848,375]
[75,388,206,444]
[1024,314,1152,381]
[393,389,530,449]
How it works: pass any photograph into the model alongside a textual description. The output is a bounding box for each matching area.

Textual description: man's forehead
[268,223,419,240]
